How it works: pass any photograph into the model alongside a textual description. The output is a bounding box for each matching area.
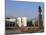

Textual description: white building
[5,17,27,28]
[6,18,16,22]
[17,17,21,27]
[17,17,27,27]
[5,18,16,29]
[21,17,27,27]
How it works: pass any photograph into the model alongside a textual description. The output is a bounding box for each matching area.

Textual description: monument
[38,6,43,29]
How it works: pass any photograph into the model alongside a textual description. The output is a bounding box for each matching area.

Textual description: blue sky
[5,0,44,19]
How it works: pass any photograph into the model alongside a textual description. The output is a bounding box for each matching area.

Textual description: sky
[5,0,44,20]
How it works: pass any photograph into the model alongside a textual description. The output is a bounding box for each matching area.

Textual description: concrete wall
[21,17,27,27]
[17,17,21,27]
[17,17,27,27]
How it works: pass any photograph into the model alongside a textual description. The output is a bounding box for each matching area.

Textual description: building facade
[17,17,27,27]
[5,18,17,29]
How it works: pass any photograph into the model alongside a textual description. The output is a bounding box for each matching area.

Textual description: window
[10,23,12,27]
[35,24,38,26]
[27,21,33,27]
[13,23,15,27]
[35,21,38,26]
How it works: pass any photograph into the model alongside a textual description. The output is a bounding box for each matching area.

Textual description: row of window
[5,21,39,28]
[5,21,15,27]
[27,21,38,27]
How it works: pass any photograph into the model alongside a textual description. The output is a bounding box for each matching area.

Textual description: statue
[38,5,43,29]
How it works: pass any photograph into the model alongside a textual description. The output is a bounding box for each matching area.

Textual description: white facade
[17,17,21,27]
[6,18,16,22]
[21,17,27,27]
[6,17,27,27]
[17,17,27,27]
